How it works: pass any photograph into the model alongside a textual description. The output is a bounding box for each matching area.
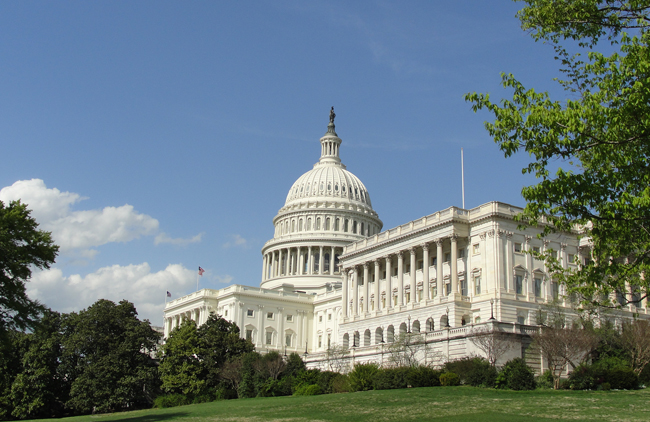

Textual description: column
[397,251,404,306]
[269,252,274,279]
[451,235,458,295]
[319,246,324,275]
[525,236,533,296]
[298,247,304,275]
[330,246,335,275]
[277,307,284,348]
[422,243,430,301]
[505,233,513,291]
[386,255,393,309]
[351,267,358,316]
[363,262,370,314]
[436,239,444,299]
[297,309,303,349]
[262,254,268,281]
[308,246,313,275]
[342,269,349,318]
[257,305,265,346]
[374,259,380,311]
[410,247,416,304]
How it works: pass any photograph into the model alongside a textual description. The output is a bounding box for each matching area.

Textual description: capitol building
[163,113,647,371]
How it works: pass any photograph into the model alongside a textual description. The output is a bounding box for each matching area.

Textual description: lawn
[33,387,650,422]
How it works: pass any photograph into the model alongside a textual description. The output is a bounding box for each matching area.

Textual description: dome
[284,164,372,208]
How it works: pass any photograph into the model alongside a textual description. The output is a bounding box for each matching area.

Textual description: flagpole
[461,148,465,209]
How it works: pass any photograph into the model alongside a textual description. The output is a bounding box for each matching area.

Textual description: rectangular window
[285,334,292,347]
[552,282,559,300]
[431,257,437,266]
[382,297,386,308]
[327,334,331,348]
[534,278,542,297]
[405,292,410,302]
[394,295,398,305]
[328,313,332,320]
[568,254,576,264]
[266,332,272,345]
[418,260,423,270]
[461,278,467,296]
[533,246,540,254]
[458,249,465,258]
[319,315,323,322]
[514,243,522,253]
[286,314,293,322]
[247,309,254,317]
[475,276,481,295]
[267,312,274,319]
[224,309,228,316]
[473,244,480,254]
[318,335,322,348]
[517,316,526,325]
[445,253,451,262]
[382,270,387,279]
[432,285,437,298]
[246,329,252,342]
[446,282,451,296]
[515,275,523,295]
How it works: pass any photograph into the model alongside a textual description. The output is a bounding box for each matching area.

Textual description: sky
[1,1,572,326]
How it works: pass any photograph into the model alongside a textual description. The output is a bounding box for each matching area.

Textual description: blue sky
[1,1,569,324]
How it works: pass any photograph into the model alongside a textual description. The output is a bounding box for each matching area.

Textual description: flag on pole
[166,291,171,298]
[198,266,205,276]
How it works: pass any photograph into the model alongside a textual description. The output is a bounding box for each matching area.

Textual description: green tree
[197,314,254,389]
[0,330,26,419]
[465,1,650,306]
[10,311,68,419]
[158,319,205,396]
[62,299,160,414]
[0,200,58,344]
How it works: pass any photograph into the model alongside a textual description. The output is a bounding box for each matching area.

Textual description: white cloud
[155,232,204,246]
[28,263,197,324]
[0,179,201,257]
[222,234,248,249]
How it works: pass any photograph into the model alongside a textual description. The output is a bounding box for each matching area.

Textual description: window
[445,253,451,263]
[475,316,481,324]
[286,314,293,322]
[431,257,437,266]
[517,316,526,325]
[319,315,323,322]
[328,313,332,320]
[352,221,357,234]
[224,309,228,317]
[515,275,523,295]
[551,282,559,299]
[533,246,540,254]
[475,276,481,295]
[246,329,253,342]
[285,334,292,347]
[405,292,410,303]
[316,218,321,230]
[431,285,437,298]
[446,281,451,296]
[461,278,468,296]
[327,334,331,348]
[568,254,576,264]
[473,244,480,254]
[267,312,274,319]
[335,218,340,231]
[459,249,465,258]
[307,219,312,230]
[318,335,322,348]
[534,277,542,297]
[344,219,349,232]
[418,260,423,270]
[299,219,303,231]
[514,243,522,253]
[247,309,254,317]
[266,332,273,345]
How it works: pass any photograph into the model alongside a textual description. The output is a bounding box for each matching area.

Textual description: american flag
[198,266,205,276]
[166,291,171,298]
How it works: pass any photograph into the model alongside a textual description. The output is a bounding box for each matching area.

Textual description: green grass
[32,387,650,422]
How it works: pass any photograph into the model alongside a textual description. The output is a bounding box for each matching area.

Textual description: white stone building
[163,115,648,371]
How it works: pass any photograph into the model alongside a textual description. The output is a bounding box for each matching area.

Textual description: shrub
[153,394,190,408]
[439,372,460,386]
[568,364,596,390]
[535,370,555,389]
[465,360,497,388]
[608,367,639,390]
[317,371,340,394]
[293,384,322,396]
[408,366,443,388]
[601,382,611,391]
[348,363,379,392]
[373,367,410,390]
[496,358,536,391]
[330,374,350,393]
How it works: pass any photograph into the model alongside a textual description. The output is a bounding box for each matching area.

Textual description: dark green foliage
[329,373,350,393]
[496,358,536,391]
[536,370,555,389]
[607,367,639,390]
[0,200,58,345]
[316,371,340,394]
[153,394,190,408]
[0,331,26,419]
[407,366,442,388]
[439,372,460,386]
[568,364,596,390]
[445,357,495,386]
[569,357,639,390]
[284,352,306,378]
[62,299,161,414]
[373,367,410,390]
[348,363,379,392]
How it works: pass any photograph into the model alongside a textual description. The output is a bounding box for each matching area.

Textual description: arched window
[324,253,330,272]
[343,333,349,348]
[352,221,357,234]
[335,218,340,231]
[399,322,407,336]
[361,222,365,236]
[303,253,309,273]
[291,220,295,232]
[412,320,421,333]
[387,325,395,342]
[316,218,321,230]
[299,219,303,231]
[427,317,435,332]
[364,329,371,347]
[325,218,330,230]
[314,253,320,272]
[307,219,312,231]
[375,327,384,344]
[344,219,349,232]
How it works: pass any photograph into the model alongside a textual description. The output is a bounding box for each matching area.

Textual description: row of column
[341,236,460,318]
[262,245,341,280]
[164,306,207,337]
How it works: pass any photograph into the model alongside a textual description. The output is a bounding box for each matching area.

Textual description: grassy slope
[31,387,650,422]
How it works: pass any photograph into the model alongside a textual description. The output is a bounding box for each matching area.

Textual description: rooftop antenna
[461,148,465,209]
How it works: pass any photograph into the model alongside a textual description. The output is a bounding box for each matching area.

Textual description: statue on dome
[329,107,336,124]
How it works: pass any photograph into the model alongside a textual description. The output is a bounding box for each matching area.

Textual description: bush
[496,358,536,391]
[608,367,639,390]
[373,367,410,390]
[568,364,596,390]
[408,366,443,388]
[439,372,460,386]
[153,394,190,408]
[317,371,340,394]
[348,363,379,392]
[293,384,322,396]
[535,370,555,389]
[330,374,350,393]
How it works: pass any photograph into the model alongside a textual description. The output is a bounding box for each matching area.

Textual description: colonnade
[262,245,343,280]
[342,236,462,318]
[164,305,208,336]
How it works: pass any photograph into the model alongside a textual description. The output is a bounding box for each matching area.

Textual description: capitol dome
[260,110,382,292]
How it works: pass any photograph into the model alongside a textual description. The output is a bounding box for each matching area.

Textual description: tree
[465,1,650,307]
[0,200,58,344]
[325,344,350,373]
[62,299,160,414]
[386,333,423,368]
[620,319,650,376]
[469,325,516,366]
[158,319,205,396]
